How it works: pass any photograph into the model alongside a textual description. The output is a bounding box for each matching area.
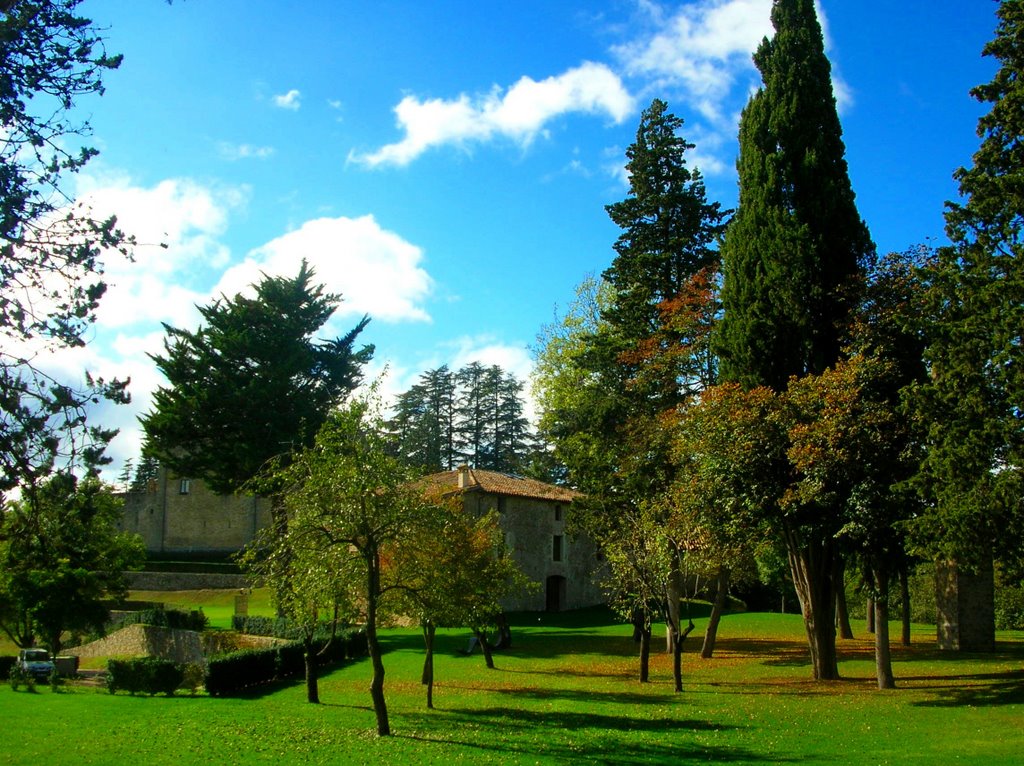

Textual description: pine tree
[715,0,873,681]
[141,261,372,494]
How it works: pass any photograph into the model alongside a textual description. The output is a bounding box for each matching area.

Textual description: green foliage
[388,363,535,474]
[717,0,873,390]
[912,0,1024,572]
[141,260,373,495]
[203,632,362,697]
[0,473,145,653]
[106,657,184,696]
[0,0,131,493]
[230,615,344,641]
[109,607,207,633]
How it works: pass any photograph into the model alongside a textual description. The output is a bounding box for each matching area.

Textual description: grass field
[2,606,1022,765]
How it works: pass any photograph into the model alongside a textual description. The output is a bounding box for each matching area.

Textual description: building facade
[122,465,605,612]
[417,466,605,612]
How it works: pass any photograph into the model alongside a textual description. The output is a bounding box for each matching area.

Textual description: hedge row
[231,615,347,642]
[0,656,15,677]
[205,629,366,697]
[107,657,185,696]
[111,607,208,633]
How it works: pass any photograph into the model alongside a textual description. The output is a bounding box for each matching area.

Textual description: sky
[46,0,1000,478]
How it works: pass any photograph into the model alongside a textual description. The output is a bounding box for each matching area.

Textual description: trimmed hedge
[107,657,185,696]
[231,615,349,642]
[0,656,16,678]
[205,629,366,697]
[111,607,208,633]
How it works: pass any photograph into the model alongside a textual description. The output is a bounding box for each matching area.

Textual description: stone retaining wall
[67,624,284,665]
[126,571,251,591]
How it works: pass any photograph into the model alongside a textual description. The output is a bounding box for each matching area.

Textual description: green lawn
[2,608,1022,765]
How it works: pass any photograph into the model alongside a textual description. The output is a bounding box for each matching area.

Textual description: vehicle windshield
[24,650,50,661]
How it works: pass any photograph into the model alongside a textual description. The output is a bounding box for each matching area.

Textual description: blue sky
[57,0,999,474]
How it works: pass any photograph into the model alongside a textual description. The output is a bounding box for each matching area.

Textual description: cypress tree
[716,0,874,681]
[718,0,873,390]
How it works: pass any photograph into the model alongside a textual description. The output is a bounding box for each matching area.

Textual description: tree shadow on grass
[398,706,795,765]
[907,669,1024,707]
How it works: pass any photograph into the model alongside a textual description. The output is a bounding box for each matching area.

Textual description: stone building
[122,465,605,612]
[120,468,271,556]
[416,466,605,612]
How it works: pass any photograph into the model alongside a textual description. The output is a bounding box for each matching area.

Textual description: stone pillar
[935,559,995,652]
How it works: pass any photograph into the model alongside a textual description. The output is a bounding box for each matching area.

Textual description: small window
[497,497,507,514]
[554,505,563,522]
[179,479,191,495]
[552,535,563,562]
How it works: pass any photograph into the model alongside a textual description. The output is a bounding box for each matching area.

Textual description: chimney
[457,464,473,489]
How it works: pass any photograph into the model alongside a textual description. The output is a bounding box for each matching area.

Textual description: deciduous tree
[1,0,132,494]
[715,0,874,681]
[0,472,145,653]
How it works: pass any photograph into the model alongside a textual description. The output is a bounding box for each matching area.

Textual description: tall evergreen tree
[914,0,1024,575]
[389,366,457,472]
[718,0,873,391]
[715,0,873,681]
[141,261,372,494]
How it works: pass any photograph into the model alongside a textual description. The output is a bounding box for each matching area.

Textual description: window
[552,535,563,562]
[554,505,563,522]
[179,479,191,495]
[497,497,507,514]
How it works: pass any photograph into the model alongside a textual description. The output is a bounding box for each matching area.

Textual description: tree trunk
[899,565,911,646]
[366,555,390,736]
[873,569,896,690]
[638,621,652,683]
[303,636,320,704]
[701,566,730,659]
[421,621,435,709]
[474,628,495,669]
[834,556,854,640]
[786,531,839,681]
[665,563,683,653]
[667,612,695,693]
[866,597,875,633]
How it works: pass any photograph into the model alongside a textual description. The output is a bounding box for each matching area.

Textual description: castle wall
[120,469,271,555]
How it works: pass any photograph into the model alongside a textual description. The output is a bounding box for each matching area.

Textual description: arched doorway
[545,575,566,612]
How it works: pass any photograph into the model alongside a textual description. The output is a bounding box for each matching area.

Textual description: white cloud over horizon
[351,62,636,167]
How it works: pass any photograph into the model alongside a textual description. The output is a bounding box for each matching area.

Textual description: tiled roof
[416,468,579,503]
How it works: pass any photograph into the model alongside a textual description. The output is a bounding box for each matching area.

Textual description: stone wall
[66,624,284,665]
[120,468,271,555]
[125,571,251,591]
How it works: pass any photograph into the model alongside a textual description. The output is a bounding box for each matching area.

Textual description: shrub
[232,615,349,642]
[107,657,185,696]
[181,663,205,695]
[995,580,1024,630]
[0,656,16,678]
[204,629,365,697]
[112,608,208,633]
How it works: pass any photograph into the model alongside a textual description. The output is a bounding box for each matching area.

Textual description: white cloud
[74,173,248,330]
[273,89,302,110]
[214,214,434,324]
[351,62,635,167]
[218,142,275,161]
[614,0,772,124]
